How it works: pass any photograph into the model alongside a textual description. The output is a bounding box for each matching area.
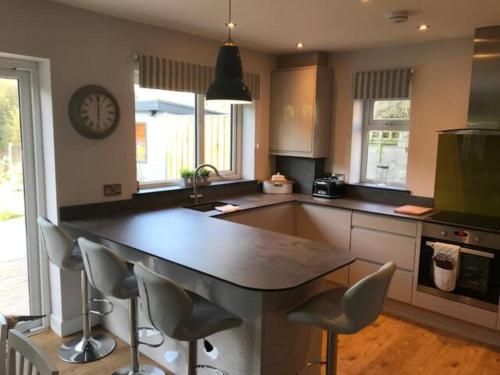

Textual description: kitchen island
[63,202,355,374]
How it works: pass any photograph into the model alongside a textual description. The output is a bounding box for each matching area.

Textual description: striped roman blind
[352,68,412,99]
[138,54,260,100]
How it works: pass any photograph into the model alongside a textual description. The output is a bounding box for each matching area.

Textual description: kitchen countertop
[62,197,355,292]
[208,193,432,221]
[62,193,431,292]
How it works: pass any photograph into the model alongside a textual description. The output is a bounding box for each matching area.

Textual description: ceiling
[53,0,500,54]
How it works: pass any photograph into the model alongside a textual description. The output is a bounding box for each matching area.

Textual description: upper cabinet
[269,65,332,158]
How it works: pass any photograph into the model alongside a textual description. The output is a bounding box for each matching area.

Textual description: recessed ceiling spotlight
[361,0,371,3]
[418,24,430,31]
[296,42,304,49]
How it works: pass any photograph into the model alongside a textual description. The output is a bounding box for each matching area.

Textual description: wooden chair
[1,314,7,375]
[6,329,58,375]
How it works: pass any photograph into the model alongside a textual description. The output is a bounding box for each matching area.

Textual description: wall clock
[69,85,120,139]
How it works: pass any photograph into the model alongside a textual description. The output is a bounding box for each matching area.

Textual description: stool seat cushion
[134,263,243,342]
[37,217,84,272]
[287,262,396,335]
[287,287,358,334]
[176,292,243,341]
[78,238,139,300]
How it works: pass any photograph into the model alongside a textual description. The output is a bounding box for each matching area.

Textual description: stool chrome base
[196,365,224,375]
[112,364,165,375]
[59,334,116,363]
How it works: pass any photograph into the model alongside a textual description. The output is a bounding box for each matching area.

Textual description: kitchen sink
[184,201,232,212]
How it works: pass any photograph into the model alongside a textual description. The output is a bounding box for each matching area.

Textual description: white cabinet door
[296,204,352,285]
[351,227,416,271]
[270,67,316,154]
[350,259,413,304]
[253,203,296,236]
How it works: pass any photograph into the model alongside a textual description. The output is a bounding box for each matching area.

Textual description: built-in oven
[418,222,500,312]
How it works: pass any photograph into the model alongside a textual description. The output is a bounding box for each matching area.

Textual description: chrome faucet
[189,164,220,204]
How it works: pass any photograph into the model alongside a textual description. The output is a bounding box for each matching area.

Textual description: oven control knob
[474,236,481,243]
[440,230,448,236]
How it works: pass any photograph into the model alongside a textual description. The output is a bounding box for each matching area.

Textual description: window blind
[352,68,412,99]
[138,54,260,100]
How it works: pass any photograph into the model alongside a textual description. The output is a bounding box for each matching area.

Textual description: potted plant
[180,168,194,187]
[197,168,211,186]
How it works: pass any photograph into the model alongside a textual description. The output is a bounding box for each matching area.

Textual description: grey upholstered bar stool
[37,217,115,363]
[287,261,396,375]
[134,262,243,375]
[78,238,165,375]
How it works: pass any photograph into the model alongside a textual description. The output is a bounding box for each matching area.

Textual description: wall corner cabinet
[269,66,333,158]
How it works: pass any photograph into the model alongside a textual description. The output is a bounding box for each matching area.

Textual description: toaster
[312,175,346,198]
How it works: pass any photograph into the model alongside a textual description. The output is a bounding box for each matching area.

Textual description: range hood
[467,25,500,129]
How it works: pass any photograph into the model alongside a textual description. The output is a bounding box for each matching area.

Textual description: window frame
[360,99,411,187]
[135,88,242,189]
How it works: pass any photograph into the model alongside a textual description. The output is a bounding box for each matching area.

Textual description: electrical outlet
[103,183,122,196]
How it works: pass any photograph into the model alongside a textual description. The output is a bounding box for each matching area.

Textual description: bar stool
[77,238,165,375]
[37,217,115,363]
[134,262,243,375]
[287,261,396,375]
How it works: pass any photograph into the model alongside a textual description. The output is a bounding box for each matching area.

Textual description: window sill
[351,182,410,193]
[134,179,258,196]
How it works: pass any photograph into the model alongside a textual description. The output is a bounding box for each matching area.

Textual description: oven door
[418,237,500,312]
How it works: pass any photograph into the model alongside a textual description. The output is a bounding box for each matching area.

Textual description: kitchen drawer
[351,227,416,271]
[350,259,413,304]
[352,212,417,237]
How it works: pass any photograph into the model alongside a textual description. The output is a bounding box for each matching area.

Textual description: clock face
[79,93,117,134]
[69,85,120,139]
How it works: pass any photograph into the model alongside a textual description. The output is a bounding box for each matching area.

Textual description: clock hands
[97,94,100,128]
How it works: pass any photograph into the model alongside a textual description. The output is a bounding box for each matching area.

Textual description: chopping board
[394,205,433,216]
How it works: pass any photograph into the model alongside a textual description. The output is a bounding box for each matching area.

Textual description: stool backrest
[78,238,129,299]
[342,261,396,330]
[6,329,58,375]
[37,217,79,272]
[134,263,193,340]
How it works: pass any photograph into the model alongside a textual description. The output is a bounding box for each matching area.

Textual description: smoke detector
[387,10,409,23]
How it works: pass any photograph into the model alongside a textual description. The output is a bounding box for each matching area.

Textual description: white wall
[328,37,474,197]
[0,0,275,207]
[0,0,275,334]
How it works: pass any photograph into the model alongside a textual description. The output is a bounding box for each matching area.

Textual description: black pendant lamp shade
[206,0,252,104]
[206,43,252,103]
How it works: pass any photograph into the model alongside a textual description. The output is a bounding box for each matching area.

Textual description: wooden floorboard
[30,314,500,374]
[30,327,170,375]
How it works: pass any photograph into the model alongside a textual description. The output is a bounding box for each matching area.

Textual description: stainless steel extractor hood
[467,26,500,129]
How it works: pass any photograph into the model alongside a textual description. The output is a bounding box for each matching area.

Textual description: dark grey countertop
[62,193,430,292]
[210,193,432,221]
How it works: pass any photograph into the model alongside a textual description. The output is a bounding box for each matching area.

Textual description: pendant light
[206,0,252,104]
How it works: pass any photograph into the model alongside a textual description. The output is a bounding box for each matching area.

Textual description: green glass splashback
[434,133,500,217]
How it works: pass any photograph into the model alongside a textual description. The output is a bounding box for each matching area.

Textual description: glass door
[0,67,45,331]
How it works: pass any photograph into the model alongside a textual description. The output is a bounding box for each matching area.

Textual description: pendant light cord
[227,0,232,41]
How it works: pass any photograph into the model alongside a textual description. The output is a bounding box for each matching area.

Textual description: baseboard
[383,299,500,348]
[49,312,101,337]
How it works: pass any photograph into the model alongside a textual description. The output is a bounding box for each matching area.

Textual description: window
[134,85,240,187]
[361,99,411,187]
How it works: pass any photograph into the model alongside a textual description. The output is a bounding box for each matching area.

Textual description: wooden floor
[30,314,500,374]
[31,328,169,375]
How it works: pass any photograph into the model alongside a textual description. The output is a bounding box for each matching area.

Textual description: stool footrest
[89,298,114,317]
[137,327,165,348]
